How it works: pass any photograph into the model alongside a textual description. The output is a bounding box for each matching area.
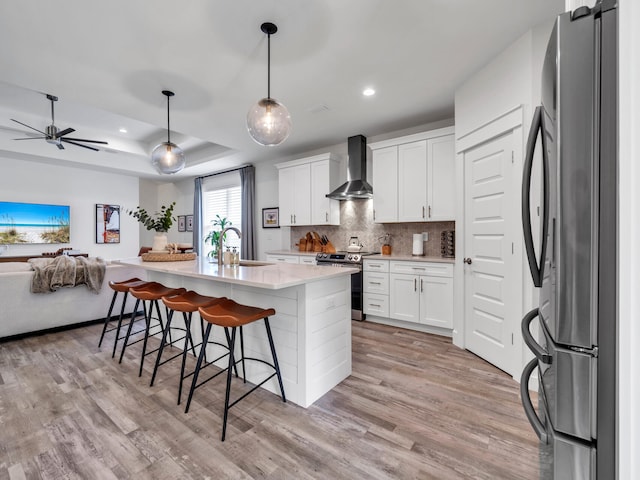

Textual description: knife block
[322,241,336,254]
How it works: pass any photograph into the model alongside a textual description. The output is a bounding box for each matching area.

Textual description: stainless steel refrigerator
[520,1,617,479]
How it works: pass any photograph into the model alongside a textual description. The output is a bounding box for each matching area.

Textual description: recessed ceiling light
[362,88,375,97]
[119,127,128,133]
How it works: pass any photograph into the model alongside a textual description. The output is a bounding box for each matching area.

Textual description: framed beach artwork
[186,214,193,232]
[96,204,120,244]
[0,201,70,244]
[178,215,186,232]
[262,207,279,228]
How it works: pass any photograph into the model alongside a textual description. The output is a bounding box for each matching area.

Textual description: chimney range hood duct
[326,134,373,200]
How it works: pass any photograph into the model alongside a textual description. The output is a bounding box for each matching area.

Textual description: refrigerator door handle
[521,308,552,364]
[521,105,550,287]
[520,357,548,444]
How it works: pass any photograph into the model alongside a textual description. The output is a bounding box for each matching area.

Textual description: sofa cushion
[0,262,33,272]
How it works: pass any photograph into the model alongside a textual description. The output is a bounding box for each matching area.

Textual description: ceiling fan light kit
[246,22,292,147]
[11,94,108,151]
[151,90,186,175]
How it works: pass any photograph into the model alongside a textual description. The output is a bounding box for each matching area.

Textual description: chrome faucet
[218,226,242,266]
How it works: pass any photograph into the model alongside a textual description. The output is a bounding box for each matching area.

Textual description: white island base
[117,258,353,408]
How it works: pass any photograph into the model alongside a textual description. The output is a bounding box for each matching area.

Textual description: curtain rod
[197,164,252,180]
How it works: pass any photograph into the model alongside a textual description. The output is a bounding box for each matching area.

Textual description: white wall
[1,157,140,259]
[618,0,639,477]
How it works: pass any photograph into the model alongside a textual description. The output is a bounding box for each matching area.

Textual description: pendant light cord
[166,95,171,144]
[267,32,271,100]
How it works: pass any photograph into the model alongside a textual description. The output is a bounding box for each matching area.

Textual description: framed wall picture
[186,214,193,232]
[96,204,120,244]
[262,207,280,228]
[178,215,186,232]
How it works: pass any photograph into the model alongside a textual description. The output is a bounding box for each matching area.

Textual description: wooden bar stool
[188,299,286,441]
[98,277,150,358]
[118,282,186,377]
[150,290,229,405]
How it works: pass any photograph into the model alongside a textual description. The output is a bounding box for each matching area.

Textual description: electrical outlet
[422,232,429,242]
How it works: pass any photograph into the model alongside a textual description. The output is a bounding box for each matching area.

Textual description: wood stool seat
[118,282,186,377]
[98,277,151,358]
[187,299,286,441]
[149,291,229,405]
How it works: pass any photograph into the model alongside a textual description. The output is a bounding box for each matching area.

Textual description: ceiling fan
[11,94,108,151]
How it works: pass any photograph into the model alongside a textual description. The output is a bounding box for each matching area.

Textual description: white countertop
[367,254,455,264]
[265,250,318,257]
[266,250,455,264]
[114,257,357,290]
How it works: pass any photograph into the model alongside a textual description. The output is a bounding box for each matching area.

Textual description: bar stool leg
[264,317,286,402]
[238,326,247,383]
[118,299,144,363]
[150,309,175,387]
[185,323,212,414]
[177,312,195,405]
[140,299,165,377]
[221,327,238,442]
[98,290,119,347]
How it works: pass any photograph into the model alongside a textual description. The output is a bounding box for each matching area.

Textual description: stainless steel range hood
[326,135,373,200]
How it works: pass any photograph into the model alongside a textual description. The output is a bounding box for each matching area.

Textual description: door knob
[463,257,472,265]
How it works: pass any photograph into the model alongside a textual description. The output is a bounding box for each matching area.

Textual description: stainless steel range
[315,251,378,321]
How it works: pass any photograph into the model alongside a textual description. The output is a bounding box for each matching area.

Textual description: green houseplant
[128,202,176,232]
[204,214,231,259]
[128,202,176,252]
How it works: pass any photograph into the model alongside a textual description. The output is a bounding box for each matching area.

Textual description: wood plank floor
[0,320,539,479]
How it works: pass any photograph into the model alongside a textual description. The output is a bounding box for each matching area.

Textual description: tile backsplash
[290,199,455,257]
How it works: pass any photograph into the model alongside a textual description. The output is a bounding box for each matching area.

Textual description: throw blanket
[29,256,106,294]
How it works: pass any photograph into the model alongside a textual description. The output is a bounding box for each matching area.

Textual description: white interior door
[463,131,519,375]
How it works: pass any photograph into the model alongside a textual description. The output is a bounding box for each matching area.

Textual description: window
[202,173,242,257]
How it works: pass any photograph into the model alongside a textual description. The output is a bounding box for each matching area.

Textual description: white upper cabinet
[371,146,398,223]
[311,159,340,225]
[278,163,311,226]
[427,134,456,221]
[370,126,455,223]
[276,153,341,227]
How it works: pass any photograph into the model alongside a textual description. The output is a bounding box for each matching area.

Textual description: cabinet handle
[420,278,424,292]
[370,303,381,308]
[373,209,376,221]
[325,212,328,222]
[412,267,426,271]
[414,278,417,291]
[429,205,432,218]
[290,214,294,224]
[370,281,381,285]
[422,206,425,219]
[294,214,296,224]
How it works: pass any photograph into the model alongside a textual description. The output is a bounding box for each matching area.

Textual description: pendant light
[151,90,186,174]
[246,22,292,147]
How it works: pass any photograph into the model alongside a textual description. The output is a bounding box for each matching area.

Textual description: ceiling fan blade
[55,127,75,138]
[13,137,47,140]
[62,139,100,151]
[10,119,46,135]
[63,137,108,145]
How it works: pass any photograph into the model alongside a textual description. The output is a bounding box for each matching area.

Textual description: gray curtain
[193,177,203,256]
[240,165,256,260]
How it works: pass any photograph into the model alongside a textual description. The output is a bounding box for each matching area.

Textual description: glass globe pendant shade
[247,97,292,146]
[151,141,186,174]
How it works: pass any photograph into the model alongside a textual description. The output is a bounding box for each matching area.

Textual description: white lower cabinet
[388,261,453,329]
[265,254,300,264]
[363,259,390,317]
[299,256,317,266]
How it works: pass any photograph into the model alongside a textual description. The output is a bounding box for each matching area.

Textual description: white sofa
[0,261,146,339]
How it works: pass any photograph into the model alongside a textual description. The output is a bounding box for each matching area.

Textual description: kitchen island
[114,257,357,408]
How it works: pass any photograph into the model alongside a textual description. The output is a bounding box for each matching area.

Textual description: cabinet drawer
[363,293,389,317]
[363,271,389,294]
[265,255,299,264]
[363,259,389,273]
[390,261,453,277]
